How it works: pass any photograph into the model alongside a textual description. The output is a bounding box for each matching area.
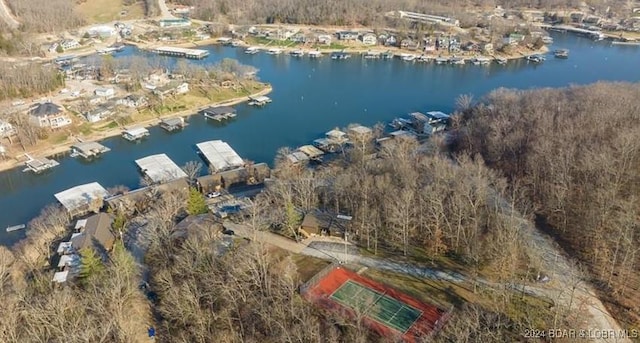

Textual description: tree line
[6,0,83,33]
[452,82,640,328]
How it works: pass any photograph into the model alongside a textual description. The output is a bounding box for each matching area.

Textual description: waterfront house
[196,163,270,191]
[95,87,115,99]
[298,211,350,238]
[54,182,109,216]
[0,119,16,137]
[291,33,308,43]
[60,39,80,51]
[70,213,116,253]
[84,106,113,123]
[158,18,191,28]
[28,102,72,129]
[153,81,189,99]
[400,39,419,50]
[384,35,397,46]
[116,94,148,108]
[336,31,359,41]
[317,34,333,45]
[503,33,526,45]
[360,33,377,45]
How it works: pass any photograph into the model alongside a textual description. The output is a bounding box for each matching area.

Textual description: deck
[71,141,111,159]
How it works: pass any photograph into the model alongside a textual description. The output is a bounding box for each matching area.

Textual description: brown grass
[75,0,145,24]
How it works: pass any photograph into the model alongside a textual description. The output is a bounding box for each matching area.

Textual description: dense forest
[452,82,640,328]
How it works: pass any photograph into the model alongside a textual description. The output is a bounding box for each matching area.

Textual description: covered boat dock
[122,126,150,141]
[54,182,109,216]
[248,96,272,106]
[135,154,188,184]
[196,140,244,172]
[71,141,111,159]
[23,154,60,173]
[201,106,237,121]
[152,46,209,59]
[160,117,187,132]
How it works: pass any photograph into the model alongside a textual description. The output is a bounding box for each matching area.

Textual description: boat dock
[152,46,209,59]
[135,154,188,184]
[160,117,187,132]
[122,126,150,141]
[201,106,237,121]
[6,224,26,233]
[297,145,325,162]
[331,51,351,60]
[23,154,60,173]
[248,96,272,106]
[54,182,109,215]
[196,140,244,172]
[71,141,111,159]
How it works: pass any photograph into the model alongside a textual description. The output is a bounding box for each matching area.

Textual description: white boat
[435,57,448,64]
[471,56,491,65]
[363,51,380,59]
[495,57,508,65]
[308,50,322,58]
[6,224,26,232]
[526,55,545,63]
[449,57,465,65]
[266,48,282,55]
[244,47,260,54]
[400,53,416,61]
[290,49,304,57]
[541,36,554,44]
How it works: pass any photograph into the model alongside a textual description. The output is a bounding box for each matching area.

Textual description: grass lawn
[291,254,330,282]
[75,0,145,24]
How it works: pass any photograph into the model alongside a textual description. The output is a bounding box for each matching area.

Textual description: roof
[29,102,62,117]
[135,154,188,183]
[123,126,149,136]
[298,145,324,158]
[196,140,244,172]
[70,213,116,252]
[161,117,184,126]
[57,254,80,268]
[300,211,350,235]
[426,111,450,120]
[348,125,373,135]
[54,182,109,213]
[71,141,110,154]
[286,151,309,164]
[326,129,346,138]
[251,96,270,102]
[56,241,73,255]
[201,106,236,116]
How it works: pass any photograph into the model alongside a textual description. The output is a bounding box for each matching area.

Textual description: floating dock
[196,140,244,172]
[71,141,111,159]
[201,106,237,121]
[122,126,150,141]
[152,46,209,59]
[6,224,26,233]
[308,51,322,58]
[23,154,60,173]
[160,117,187,132]
[248,96,272,106]
[135,153,188,184]
[297,145,324,162]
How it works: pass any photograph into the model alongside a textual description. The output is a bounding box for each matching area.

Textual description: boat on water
[331,51,351,60]
[290,49,304,57]
[435,57,448,64]
[308,50,322,58]
[363,51,380,59]
[6,224,26,233]
[416,55,431,62]
[471,56,491,65]
[449,56,465,65]
[526,55,545,63]
[400,53,416,61]
[381,51,394,59]
[266,48,282,55]
[244,47,260,54]
[554,49,569,59]
[495,57,508,65]
[541,36,554,44]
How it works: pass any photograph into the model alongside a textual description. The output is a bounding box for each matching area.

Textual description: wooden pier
[23,154,60,173]
[71,141,111,159]
[152,46,209,59]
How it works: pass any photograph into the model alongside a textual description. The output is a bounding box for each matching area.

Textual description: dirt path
[156,0,174,19]
[0,0,18,29]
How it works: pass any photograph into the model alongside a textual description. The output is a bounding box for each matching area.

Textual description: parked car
[207,191,221,199]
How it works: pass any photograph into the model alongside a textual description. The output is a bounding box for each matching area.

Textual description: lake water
[0,33,638,246]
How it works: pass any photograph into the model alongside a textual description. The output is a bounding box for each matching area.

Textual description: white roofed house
[84,106,113,123]
[28,102,72,129]
[360,33,378,45]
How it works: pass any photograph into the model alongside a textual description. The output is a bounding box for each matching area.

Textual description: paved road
[156,0,174,19]
[0,0,18,29]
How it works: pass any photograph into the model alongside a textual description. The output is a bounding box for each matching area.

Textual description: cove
[0,32,638,246]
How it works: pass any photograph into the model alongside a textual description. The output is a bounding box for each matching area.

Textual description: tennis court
[330,280,423,333]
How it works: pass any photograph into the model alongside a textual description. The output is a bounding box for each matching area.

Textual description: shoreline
[0,86,272,173]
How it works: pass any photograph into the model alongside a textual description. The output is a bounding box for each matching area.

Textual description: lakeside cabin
[70,141,111,159]
[160,117,187,132]
[122,126,150,141]
[152,46,209,59]
[248,96,272,106]
[23,154,60,173]
[201,106,237,121]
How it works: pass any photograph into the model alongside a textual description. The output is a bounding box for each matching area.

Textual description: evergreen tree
[78,247,104,281]
[186,187,208,215]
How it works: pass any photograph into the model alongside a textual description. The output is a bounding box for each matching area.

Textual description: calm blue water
[0,33,638,245]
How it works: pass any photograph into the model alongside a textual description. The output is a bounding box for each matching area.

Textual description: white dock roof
[135,154,187,183]
[54,182,109,213]
[196,140,244,172]
[123,126,149,136]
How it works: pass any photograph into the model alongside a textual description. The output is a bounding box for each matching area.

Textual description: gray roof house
[70,212,116,253]
[28,102,72,129]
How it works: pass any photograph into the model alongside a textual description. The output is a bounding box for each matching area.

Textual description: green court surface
[330,280,423,333]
